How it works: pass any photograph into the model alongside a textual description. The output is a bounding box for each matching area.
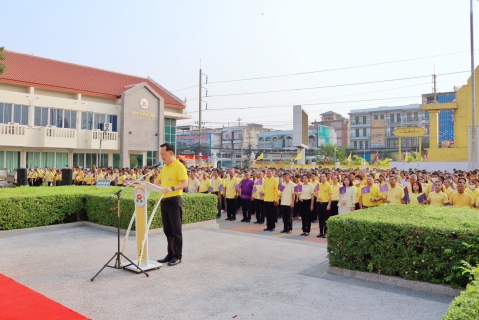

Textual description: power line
[202,71,468,98]
[207,51,472,84]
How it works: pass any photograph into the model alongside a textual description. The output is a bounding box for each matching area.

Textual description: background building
[0,50,190,169]
[310,111,349,147]
[348,104,428,161]
[422,91,456,148]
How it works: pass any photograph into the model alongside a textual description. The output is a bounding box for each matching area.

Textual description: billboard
[370,119,386,148]
[317,125,331,146]
[293,105,308,148]
[176,133,212,155]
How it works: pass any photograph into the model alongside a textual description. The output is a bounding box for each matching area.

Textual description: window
[414,112,418,120]
[130,154,143,168]
[390,114,394,123]
[0,103,28,125]
[147,151,157,166]
[56,152,68,168]
[50,108,77,129]
[42,152,55,168]
[355,129,359,137]
[362,116,366,124]
[355,116,359,124]
[34,107,49,126]
[389,139,398,148]
[363,128,367,136]
[365,141,369,149]
[380,114,384,120]
[98,154,108,167]
[407,112,412,121]
[26,152,41,168]
[73,153,85,168]
[6,151,20,170]
[374,115,378,120]
[353,141,357,148]
[359,141,363,149]
[164,118,176,149]
[113,154,120,169]
[85,153,97,168]
[0,151,3,168]
[397,114,401,123]
[81,112,117,131]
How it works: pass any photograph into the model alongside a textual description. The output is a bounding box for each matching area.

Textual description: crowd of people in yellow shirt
[184,167,479,238]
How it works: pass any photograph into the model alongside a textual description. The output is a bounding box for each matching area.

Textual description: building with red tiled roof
[0,50,191,171]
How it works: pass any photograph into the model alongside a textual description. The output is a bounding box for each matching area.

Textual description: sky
[1,0,476,130]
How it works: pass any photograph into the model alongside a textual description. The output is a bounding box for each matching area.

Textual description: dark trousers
[264,201,276,230]
[160,196,183,259]
[280,205,293,231]
[355,203,360,210]
[330,200,339,217]
[254,199,264,222]
[242,198,252,221]
[317,202,329,235]
[212,192,221,216]
[311,199,317,221]
[56,180,61,186]
[226,198,236,219]
[221,195,226,210]
[293,200,300,217]
[300,199,312,232]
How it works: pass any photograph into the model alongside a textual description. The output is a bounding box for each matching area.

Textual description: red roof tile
[0,50,185,108]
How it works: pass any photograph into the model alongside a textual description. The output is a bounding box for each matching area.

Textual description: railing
[45,127,76,139]
[92,131,118,141]
[0,123,26,136]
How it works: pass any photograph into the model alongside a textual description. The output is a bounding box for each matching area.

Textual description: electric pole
[432,73,437,103]
[198,69,208,166]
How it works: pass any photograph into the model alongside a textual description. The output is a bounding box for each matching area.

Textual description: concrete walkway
[0,223,452,320]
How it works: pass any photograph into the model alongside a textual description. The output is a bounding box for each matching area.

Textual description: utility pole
[471,0,477,170]
[198,69,208,166]
[432,73,437,103]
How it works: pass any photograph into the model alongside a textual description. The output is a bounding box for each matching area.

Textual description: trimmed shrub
[0,186,217,231]
[327,205,479,288]
[443,264,479,319]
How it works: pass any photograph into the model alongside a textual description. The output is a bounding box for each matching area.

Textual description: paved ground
[1,221,453,320]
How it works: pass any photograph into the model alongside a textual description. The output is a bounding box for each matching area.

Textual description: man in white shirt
[279,173,295,234]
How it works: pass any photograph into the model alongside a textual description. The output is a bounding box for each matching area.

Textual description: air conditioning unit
[46,125,54,128]
[103,122,112,132]
[7,122,15,125]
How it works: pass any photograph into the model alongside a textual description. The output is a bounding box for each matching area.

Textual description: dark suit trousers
[161,196,183,259]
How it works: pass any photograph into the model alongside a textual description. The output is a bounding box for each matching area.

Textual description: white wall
[390,161,469,171]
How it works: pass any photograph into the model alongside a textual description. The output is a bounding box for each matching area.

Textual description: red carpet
[0,274,89,320]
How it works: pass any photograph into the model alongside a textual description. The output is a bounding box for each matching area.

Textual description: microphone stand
[91,172,151,281]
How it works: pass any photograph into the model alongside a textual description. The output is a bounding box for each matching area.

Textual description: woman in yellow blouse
[199,173,212,193]
[409,181,427,205]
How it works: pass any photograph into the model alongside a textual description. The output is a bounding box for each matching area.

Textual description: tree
[316,143,347,164]
[0,47,5,76]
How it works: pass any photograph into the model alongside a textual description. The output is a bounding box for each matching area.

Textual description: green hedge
[0,186,217,231]
[327,205,479,288]
[443,279,479,319]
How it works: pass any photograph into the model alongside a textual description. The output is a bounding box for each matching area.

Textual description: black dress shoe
[240,218,247,222]
[280,230,287,233]
[270,228,275,232]
[168,257,181,266]
[287,230,292,234]
[246,220,251,223]
[225,218,231,221]
[231,218,236,221]
[322,233,327,238]
[263,228,270,231]
[157,255,173,263]
[254,221,260,224]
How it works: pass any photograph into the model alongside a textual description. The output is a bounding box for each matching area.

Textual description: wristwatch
[171,186,176,191]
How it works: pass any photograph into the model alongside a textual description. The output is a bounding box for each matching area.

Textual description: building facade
[311,111,349,147]
[348,104,429,160]
[0,50,190,169]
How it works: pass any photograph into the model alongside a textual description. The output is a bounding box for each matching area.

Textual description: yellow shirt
[28,172,33,179]
[211,177,222,193]
[360,185,381,207]
[45,171,53,182]
[38,171,44,178]
[253,179,264,199]
[225,177,239,199]
[331,184,340,201]
[409,192,426,205]
[118,174,125,185]
[316,182,333,203]
[159,159,188,198]
[426,183,446,196]
[56,172,62,181]
[85,173,94,185]
[199,179,212,193]
[428,191,449,206]
[355,185,361,204]
[263,176,279,202]
[450,192,474,208]
[386,185,405,204]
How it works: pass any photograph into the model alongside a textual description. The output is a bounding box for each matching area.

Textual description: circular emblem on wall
[139,98,149,109]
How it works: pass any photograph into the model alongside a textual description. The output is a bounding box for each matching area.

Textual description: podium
[121,182,165,272]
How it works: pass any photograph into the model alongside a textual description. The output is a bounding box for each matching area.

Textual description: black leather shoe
[287,230,292,234]
[270,228,275,232]
[157,255,173,263]
[254,221,260,224]
[263,228,270,231]
[168,257,181,266]
[240,218,247,222]
[280,230,287,233]
[225,218,231,221]
[231,218,236,221]
[322,233,327,238]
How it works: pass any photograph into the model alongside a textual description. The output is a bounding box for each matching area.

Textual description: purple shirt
[240,179,254,200]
